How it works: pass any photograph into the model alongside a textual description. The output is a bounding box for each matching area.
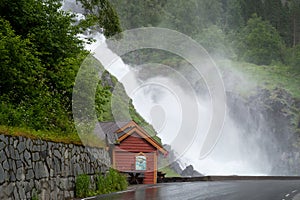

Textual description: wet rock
[16,160,22,169]
[34,162,49,179]
[181,165,203,177]
[4,183,14,197]
[32,152,40,162]
[16,182,26,199]
[26,139,33,150]
[170,161,183,175]
[16,167,24,181]
[0,141,5,151]
[0,165,4,184]
[53,149,61,158]
[3,160,9,171]
[17,142,26,153]
[24,150,31,161]
[0,150,6,163]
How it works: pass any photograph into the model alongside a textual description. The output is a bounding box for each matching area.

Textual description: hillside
[0,0,299,176]
[0,0,160,147]
[218,60,300,175]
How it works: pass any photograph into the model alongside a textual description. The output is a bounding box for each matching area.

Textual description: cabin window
[135,154,146,171]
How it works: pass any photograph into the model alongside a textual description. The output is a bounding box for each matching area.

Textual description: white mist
[63,0,272,176]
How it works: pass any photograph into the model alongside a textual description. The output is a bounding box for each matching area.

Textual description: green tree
[286,45,300,68]
[290,0,300,47]
[0,18,42,103]
[79,0,122,37]
[195,25,235,59]
[279,2,293,47]
[262,0,292,48]
[160,0,223,36]
[239,0,264,23]
[0,17,76,131]
[0,0,86,107]
[0,0,84,66]
[223,0,244,31]
[236,14,285,65]
[0,0,88,132]
[200,0,224,26]
[263,0,282,29]
[109,0,167,29]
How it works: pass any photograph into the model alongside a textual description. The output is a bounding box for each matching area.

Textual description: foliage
[160,0,223,35]
[73,55,160,143]
[0,0,87,133]
[0,0,158,144]
[0,125,105,147]
[222,0,244,31]
[79,0,122,37]
[0,0,84,67]
[235,14,285,65]
[110,0,167,29]
[31,195,39,200]
[75,169,128,198]
[195,25,235,59]
[0,17,75,132]
[239,0,264,23]
[96,168,128,194]
[0,18,42,104]
[75,174,91,198]
[31,193,39,200]
[218,60,300,99]
[31,189,39,200]
[286,45,300,68]
[1,0,299,148]
[289,0,300,47]
[110,0,300,67]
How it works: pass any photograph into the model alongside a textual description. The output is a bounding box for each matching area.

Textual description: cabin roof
[97,121,131,144]
[98,120,167,155]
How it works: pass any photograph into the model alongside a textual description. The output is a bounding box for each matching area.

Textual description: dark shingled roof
[97,120,167,155]
[97,121,131,144]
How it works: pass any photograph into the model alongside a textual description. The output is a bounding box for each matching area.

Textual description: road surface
[89,180,300,200]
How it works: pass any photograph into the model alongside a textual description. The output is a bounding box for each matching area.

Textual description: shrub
[75,174,90,198]
[76,169,128,198]
[96,168,128,195]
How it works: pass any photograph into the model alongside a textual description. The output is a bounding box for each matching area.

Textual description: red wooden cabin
[100,121,167,184]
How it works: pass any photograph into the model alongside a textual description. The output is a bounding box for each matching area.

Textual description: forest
[0,0,155,145]
[0,0,299,145]
[110,0,300,66]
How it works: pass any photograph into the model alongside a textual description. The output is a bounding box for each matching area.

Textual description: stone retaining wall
[0,134,111,199]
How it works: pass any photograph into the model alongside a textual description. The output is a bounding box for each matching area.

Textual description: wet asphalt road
[89,180,300,200]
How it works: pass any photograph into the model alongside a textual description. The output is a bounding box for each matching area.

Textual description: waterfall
[105,61,272,176]
[63,0,287,176]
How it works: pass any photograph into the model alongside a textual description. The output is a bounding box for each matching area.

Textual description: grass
[0,125,106,148]
[217,60,300,99]
[159,166,181,177]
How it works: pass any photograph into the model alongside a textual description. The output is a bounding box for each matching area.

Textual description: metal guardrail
[159,176,300,183]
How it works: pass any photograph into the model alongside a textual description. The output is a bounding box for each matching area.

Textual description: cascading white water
[63,0,274,176]
[106,60,272,176]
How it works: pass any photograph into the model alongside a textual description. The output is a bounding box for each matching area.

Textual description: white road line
[286,193,290,197]
[83,197,96,200]
[292,190,298,193]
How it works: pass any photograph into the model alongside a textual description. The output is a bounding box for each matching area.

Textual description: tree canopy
[236,14,285,65]
[1,0,300,137]
[0,0,118,133]
[109,0,300,67]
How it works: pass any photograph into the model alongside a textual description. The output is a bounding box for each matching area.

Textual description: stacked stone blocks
[0,134,110,199]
